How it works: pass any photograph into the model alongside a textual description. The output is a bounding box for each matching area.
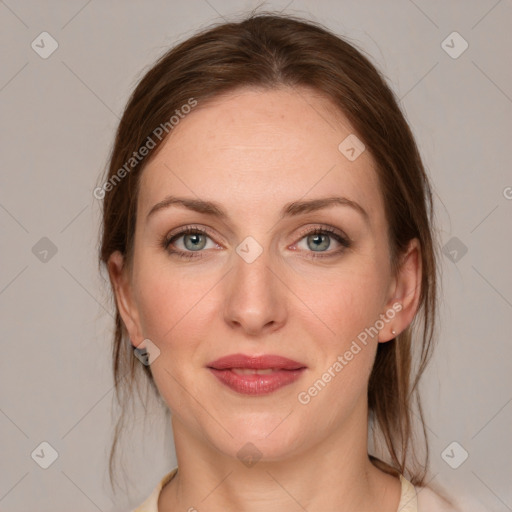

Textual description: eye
[161,225,351,261]
[294,226,351,259]
[161,226,219,260]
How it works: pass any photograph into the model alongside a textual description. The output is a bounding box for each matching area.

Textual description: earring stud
[391,330,397,335]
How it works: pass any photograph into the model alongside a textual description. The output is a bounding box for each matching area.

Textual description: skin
[108,86,422,512]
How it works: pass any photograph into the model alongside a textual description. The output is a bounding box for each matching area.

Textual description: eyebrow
[146,195,369,224]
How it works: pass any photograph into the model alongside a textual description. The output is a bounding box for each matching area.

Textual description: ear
[378,238,422,343]
[107,250,146,350]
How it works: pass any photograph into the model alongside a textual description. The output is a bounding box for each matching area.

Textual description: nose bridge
[223,237,286,334]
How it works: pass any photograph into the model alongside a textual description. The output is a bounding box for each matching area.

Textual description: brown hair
[97,11,438,490]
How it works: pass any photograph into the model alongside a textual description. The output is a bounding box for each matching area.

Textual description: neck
[158,405,401,512]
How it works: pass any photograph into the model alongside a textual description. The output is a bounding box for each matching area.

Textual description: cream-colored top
[131,467,457,512]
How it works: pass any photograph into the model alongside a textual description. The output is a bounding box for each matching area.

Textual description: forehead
[139,87,384,224]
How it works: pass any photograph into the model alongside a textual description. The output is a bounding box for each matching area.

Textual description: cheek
[291,259,388,344]
[294,271,383,422]
[132,264,213,416]
[133,257,217,341]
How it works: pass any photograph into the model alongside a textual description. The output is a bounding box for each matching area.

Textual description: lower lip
[208,368,305,395]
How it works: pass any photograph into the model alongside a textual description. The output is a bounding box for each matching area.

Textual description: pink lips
[207,353,306,395]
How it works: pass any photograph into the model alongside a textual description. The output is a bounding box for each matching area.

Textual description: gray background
[1,1,511,511]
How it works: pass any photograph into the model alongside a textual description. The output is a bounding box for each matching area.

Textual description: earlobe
[107,251,144,348]
[379,238,422,343]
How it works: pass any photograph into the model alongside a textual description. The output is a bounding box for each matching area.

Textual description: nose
[223,246,287,336]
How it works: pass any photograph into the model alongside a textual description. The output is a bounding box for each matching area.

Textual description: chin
[208,415,307,462]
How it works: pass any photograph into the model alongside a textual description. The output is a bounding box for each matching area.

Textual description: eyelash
[160,224,352,261]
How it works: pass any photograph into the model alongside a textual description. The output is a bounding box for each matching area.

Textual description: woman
[98,12,457,511]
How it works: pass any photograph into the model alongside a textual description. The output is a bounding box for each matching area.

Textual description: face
[109,86,419,462]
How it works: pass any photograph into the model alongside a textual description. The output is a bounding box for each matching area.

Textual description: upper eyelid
[295,224,350,242]
[166,225,220,244]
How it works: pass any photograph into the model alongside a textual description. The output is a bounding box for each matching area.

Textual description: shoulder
[131,467,178,512]
[416,485,460,512]
[416,484,492,512]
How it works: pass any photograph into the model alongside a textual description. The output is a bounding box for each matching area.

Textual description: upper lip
[207,353,306,370]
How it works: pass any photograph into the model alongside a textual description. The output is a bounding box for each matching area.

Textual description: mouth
[229,368,286,375]
[207,353,307,395]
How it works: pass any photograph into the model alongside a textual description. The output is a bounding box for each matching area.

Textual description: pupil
[309,234,329,250]
[185,233,205,251]
[308,234,329,251]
